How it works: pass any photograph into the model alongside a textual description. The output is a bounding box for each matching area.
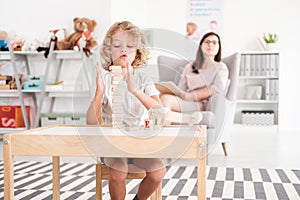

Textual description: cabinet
[234,51,279,125]
[0,43,93,133]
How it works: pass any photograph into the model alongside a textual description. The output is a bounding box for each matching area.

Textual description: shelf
[1,44,92,129]
[47,90,90,97]
[0,90,37,97]
[0,52,11,61]
[0,128,27,134]
[237,100,278,104]
[240,51,279,54]
[239,76,279,80]
[1,50,85,60]
[0,89,90,96]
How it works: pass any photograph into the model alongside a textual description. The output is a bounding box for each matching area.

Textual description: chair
[95,162,162,200]
[157,53,240,155]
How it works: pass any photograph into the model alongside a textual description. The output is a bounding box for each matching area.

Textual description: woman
[161,32,229,113]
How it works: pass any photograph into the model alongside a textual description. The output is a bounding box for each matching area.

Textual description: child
[86,21,166,200]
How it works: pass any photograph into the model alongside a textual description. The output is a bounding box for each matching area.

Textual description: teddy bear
[0,30,9,51]
[57,17,98,56]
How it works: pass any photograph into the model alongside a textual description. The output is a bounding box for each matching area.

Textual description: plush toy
[57,17,98,56]
[22,39,41,51]
[10,34,24,51]
[37,29,65,58]
[0,30,9,51]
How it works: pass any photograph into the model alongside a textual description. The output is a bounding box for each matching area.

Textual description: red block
[0,106,30,128]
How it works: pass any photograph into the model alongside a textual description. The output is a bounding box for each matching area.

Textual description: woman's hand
[181,92,196,101]
[95,62,105,96]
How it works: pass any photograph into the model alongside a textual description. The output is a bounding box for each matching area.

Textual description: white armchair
[157,53,240,155]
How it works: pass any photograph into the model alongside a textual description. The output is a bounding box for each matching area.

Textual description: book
[155,81,185,97]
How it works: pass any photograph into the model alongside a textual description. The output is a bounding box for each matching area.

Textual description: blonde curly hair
[100,21,149,71]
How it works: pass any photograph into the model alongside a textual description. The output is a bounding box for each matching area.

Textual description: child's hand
[95,62,105,95]
[123,60,139,94]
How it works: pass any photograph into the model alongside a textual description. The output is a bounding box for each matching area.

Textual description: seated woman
[160,32,229,113]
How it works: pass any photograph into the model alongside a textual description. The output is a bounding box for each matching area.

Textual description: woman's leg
[160,94,202,113]
[160,94,181,112]
[104,158,128,200]
[133,158,166,200]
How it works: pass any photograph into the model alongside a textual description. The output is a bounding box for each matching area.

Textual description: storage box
[63,80,82,91]
[64,113,86,125]
[41,113,64,126]
[242,110,274,125]
[27,75,44,82]
[23,81,43,90]
[0,106,30,128]
[41,113,86,126]
[23,75,44,90]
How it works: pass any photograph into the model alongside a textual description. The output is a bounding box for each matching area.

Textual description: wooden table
[3,124,207,200]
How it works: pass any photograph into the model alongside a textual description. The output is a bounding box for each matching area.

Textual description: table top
[15,125,204,137]
[4,125,206,158]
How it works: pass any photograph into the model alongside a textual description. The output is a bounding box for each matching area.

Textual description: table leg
[197,157,206,200]
[3,134,14,200]
[96,162,102,200]
[197,137,207,200]
[53,156,60,200]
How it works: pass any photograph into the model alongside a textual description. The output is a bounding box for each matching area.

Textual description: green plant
[263,33,278,43]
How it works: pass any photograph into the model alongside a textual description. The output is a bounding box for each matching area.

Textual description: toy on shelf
[56,17,98,57]
[10,34,24,51]
[37,29,66,58]
[0,30,9,51]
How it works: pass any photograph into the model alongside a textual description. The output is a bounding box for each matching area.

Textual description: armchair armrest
[206,94,236,143]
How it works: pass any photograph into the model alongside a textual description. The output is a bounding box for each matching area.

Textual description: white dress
[100,68,159,126]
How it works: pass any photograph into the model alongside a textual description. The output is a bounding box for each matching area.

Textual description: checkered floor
[0,161,299,199]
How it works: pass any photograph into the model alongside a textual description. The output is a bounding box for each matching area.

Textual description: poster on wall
[186,0,224,42]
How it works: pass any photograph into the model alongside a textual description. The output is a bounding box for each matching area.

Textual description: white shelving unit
[0,42,93,133]
[234,51,279,125]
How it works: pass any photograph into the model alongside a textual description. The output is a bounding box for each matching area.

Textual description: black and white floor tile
[0,161,300,199]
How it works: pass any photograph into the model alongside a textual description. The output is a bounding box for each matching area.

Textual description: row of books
[240,53,279,77]
[265,79,279,101]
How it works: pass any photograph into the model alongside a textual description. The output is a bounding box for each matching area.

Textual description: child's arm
[133,90,162,110]
[86,63,105,124]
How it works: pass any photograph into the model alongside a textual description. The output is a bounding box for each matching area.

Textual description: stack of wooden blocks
[110,66,124,128]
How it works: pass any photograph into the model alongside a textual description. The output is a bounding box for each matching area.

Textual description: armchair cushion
[157,55,189,84]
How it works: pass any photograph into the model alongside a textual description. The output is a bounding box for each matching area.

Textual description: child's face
[111,30,137,68]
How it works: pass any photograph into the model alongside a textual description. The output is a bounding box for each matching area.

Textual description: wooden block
[148,107,203,126]
[0,84,10,90]
[109,65,122,71]
[0,75,13,81]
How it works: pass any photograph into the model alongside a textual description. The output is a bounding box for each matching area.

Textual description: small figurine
[0,30,9,51]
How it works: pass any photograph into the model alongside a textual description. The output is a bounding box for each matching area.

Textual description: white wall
[1,0,300,131]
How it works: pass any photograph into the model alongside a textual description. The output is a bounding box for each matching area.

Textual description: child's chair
[95,162,162,200]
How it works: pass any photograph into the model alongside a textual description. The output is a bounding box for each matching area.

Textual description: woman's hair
[192,32,222,73]
[100,21,149,70]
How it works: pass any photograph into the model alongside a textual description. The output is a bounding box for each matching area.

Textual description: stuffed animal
[22,39,40,51]
[37,29,65,58]
[0,30,9,51]
[57,17,98,56]
[10,34,24,51]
